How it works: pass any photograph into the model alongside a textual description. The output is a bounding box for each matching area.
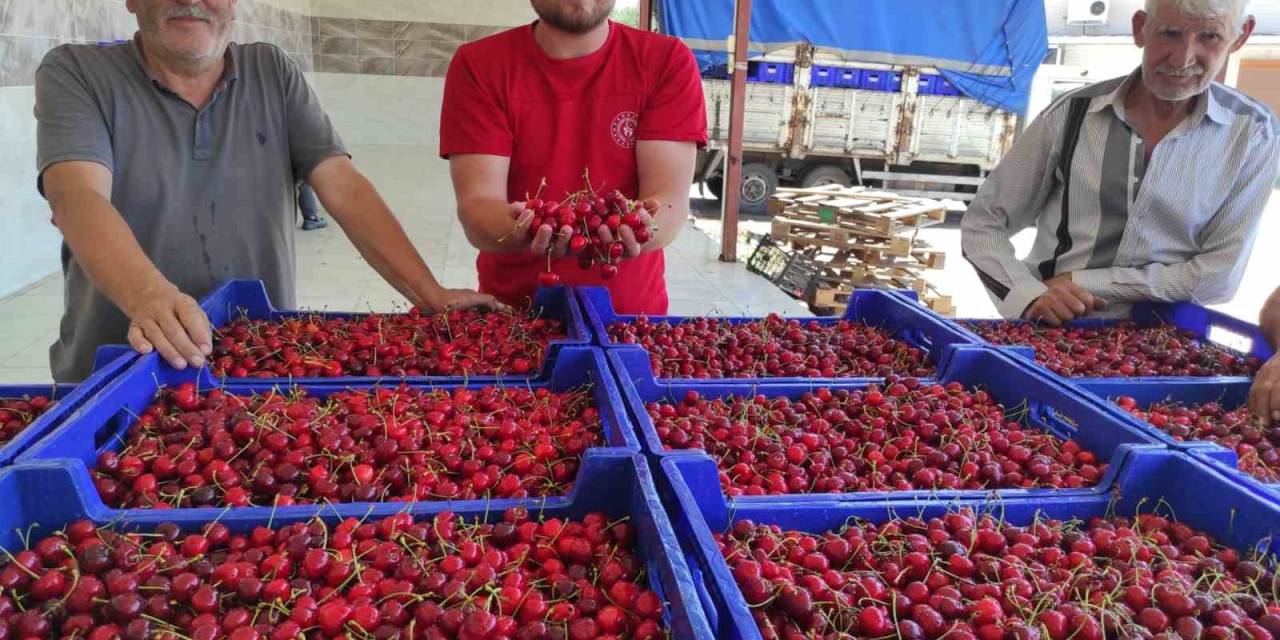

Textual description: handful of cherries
[512,173,658,286]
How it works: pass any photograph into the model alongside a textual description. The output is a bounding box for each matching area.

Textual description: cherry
[0,394,55,447]
[611,315,934,379]
[93,383,603,507]
[720,509,1279,638]
[651,381,1101,496]
[1116,396,1280,483]
[211,305,566,378]
[964,321,1260,377]
[0,510,666,639]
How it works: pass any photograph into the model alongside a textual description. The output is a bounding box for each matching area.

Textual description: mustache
[168,5,213,20]
[1156,64,1205,77]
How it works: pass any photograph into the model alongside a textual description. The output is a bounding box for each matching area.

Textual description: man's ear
[1230,15,1256,53]
[1133,10,1149,48]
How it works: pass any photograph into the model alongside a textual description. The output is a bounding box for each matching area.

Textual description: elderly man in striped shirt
[962,0,1279,326]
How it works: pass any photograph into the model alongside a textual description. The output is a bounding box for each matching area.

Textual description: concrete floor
[0,145,806,383]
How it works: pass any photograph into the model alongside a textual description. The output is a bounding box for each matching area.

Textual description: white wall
[0,87,62,299]
[310,0,536,25]
[306,73,444,148]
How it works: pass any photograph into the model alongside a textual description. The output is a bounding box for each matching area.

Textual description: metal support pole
[637,0,654,31]
[719,0,751,262]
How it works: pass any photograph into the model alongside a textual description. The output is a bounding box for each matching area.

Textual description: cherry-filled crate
[0,453,713,639]
[1076,378,1280,496]
[609,345,1166,504]
[922,299,1272,382]
[579,286,978,385]
[15,346,639,520]
[178,279,590,385]
[661,447,1280,640]
[0,348,135,466]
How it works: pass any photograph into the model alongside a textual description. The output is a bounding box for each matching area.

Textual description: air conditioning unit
[1067,0,1110,25]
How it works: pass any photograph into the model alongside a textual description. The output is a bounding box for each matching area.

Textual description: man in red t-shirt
[440,0,707,314]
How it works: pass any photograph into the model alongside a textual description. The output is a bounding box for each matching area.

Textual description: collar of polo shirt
[126,32,240,93]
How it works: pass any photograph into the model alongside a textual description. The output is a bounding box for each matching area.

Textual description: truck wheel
[705,176,723,198]
[800,164,852,189]
[739,163,778,215]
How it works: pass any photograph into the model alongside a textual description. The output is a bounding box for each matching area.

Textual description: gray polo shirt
[35,38,347,382]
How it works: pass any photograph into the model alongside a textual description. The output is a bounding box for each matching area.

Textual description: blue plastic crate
[17,346,641,517]
[809,64,838,87]
[834,66,861,88]
[859,69,902,92]
[191,279,589,384]
[0,453,713,639]
[0,347,136,466]
[895,292,1273,383]
[1074,378,1253,460]
[1077,379,1280,494]
[937,75,961,96]
[917,73,942,95]
[746,61,792,84]
[661,448,1280,640]
[610,345,1166,503]
[580,285,981,385]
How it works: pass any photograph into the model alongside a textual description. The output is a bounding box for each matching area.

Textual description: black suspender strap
[1037,97,1091,281]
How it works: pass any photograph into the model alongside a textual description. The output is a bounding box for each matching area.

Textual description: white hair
[1144,0,1251,32]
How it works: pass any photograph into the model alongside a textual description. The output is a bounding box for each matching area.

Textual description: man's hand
[597,199,659,258]
[511,201,575,258]
[1023,273,1107,326]
[427,288,505,313]
[124,280,212,370]
[1250,355,1280,425]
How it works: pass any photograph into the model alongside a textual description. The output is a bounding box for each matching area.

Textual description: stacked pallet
[767,184,954,315]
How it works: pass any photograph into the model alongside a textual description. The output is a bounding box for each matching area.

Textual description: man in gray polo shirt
[36,0,496,382]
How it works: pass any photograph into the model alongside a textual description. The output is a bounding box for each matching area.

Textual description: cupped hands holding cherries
[505,171,660,285]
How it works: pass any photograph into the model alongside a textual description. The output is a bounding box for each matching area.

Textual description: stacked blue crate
[577,285,980,386]
[660,447,1280,639]
[186,279,590,385]
[610,344,1166,504]
[0,453,714,638]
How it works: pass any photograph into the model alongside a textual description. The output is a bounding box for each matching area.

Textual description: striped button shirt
[961,69,1280,319]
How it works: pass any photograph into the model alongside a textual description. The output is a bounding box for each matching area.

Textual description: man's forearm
[639,189,687,251]
[312,165,444,308]
[49,182,172,317]
[1262,288,1280,351]
[458,197,525,254]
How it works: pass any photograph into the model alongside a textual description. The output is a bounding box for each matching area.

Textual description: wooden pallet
[810,282,954,317]
[772,217,915,256]
[768,185,947,239]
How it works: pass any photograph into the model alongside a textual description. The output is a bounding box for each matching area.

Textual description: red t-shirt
[439,21,707,314]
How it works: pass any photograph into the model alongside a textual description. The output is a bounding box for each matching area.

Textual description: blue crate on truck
[609,343,1165,502]
[893,291,1273,383]
[834,66,861,88]
[937,75,961,95]
[746,61,792,84]
[809,64,838,87]
[0,453,714,639]
[579,285,980,385]
[660,447,1280,640]
[186,279,589,384]
[0,347,136,466]
[859,69,902,92]
[917,73,942,95]
[16,346,642,518]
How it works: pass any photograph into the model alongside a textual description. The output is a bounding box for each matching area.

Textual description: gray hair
[1144,0,1251,32]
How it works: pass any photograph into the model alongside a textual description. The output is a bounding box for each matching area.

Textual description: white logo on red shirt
[610,111,639,149]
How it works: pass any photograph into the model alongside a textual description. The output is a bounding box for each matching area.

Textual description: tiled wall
[312,18,509,77]
[0,0,314,88]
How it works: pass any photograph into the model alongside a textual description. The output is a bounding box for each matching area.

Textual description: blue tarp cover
[657,0,1048,114]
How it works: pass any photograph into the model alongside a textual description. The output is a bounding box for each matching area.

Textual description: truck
[658,0,1048,214]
